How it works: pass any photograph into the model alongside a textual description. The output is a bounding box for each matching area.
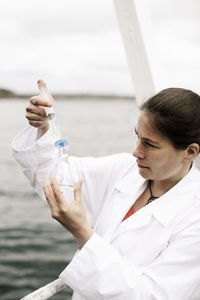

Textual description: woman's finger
[74,180,83,203]
[30,96,52,107]
[50,177,67,207]
[26,111,47,121]
[26,102,48,118]
[43,181,57,211]
[28,120,48,129]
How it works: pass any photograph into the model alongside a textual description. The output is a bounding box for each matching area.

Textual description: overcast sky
[0,0,200,95]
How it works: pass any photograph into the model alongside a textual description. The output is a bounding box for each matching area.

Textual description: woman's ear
[184,143,199,162]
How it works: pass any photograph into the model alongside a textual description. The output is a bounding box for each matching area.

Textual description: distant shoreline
[0,88,135,101]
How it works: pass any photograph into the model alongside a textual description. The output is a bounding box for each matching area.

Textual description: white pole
[20,278,67,300]
[113,0,163,105]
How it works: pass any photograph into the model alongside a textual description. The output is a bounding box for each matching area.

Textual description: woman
[12,87,200,299]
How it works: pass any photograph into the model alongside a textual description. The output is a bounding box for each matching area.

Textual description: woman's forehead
[136,112,156,133]
[136,111,166,142]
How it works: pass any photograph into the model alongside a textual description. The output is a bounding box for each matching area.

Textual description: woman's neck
[151,163,192,197]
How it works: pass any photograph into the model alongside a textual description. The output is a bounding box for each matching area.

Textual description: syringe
[37,80,60,138]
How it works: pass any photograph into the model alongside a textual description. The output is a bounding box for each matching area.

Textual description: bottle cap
[54,139,69,148]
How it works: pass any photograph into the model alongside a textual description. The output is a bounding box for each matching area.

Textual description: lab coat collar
[114,161,146,194]
[114,162,200,227]
[95,165,146,241]
[151,163,200,226]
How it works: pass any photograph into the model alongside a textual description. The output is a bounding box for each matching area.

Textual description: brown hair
[141,88,200,150]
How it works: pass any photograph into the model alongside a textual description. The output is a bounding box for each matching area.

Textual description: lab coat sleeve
[12,125,61,198]
[60,205,200,300]
[12,125,135,225]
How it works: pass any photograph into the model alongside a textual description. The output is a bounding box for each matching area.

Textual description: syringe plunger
[37,80,59,137]
[37,80,55,118]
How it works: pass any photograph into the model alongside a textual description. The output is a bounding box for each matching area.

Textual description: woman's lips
[137,162,149,168]
[138,165,148,168]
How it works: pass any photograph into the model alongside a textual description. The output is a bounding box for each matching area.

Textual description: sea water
[0,97,137,299]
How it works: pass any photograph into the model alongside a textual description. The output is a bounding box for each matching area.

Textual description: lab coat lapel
[95,163,200,243]
[112,163,200,239]
[116,203,153,235]
[94,169,147,242]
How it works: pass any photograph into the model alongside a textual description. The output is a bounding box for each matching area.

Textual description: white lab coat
[12,126,200,300]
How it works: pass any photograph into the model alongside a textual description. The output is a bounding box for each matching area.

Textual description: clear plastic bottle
[55,139,74,203]
[38,80,74,203]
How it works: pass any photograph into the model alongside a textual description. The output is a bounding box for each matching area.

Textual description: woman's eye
[145,141,157,148]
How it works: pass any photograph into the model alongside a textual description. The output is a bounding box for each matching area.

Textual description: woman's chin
[138,166,151,178]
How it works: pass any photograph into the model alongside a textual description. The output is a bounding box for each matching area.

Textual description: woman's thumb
[74,180,83,201]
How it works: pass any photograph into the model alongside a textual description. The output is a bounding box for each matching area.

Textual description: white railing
[20,278,67,300]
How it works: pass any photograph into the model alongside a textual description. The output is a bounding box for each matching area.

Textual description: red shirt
[122,205,135,222]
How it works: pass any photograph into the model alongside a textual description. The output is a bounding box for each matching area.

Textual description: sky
[0,0,200,95]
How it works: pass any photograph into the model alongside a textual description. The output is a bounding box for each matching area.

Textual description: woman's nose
[133,141,145,159]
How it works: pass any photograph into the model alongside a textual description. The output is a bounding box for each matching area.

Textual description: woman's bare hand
[43,178,93,249]
[26,96,53,139]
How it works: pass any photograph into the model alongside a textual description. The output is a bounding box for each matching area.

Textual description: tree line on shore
[0,88,134,100]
